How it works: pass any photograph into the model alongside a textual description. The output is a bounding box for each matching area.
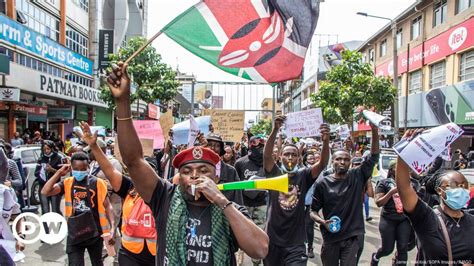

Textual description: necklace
[188,205,211,239]
[449,215,462,228]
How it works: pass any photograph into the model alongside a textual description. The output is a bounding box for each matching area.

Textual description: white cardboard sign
[393,123,463,174]
[285,108,323,138]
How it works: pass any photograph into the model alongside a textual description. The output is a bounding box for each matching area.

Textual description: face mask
[442,188,470,210]
[280,164,299,174]
[72,170,88,182]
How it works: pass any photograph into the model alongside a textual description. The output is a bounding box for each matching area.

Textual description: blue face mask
[72,170,88,182]
[280,164,299,174]
[442,188,470,210]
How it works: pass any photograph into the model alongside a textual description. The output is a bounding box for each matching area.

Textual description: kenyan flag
[162,0,320,83]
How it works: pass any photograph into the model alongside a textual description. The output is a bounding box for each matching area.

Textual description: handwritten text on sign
[203,110,245,142]
[133,120,164,149]
[285,108,323,138]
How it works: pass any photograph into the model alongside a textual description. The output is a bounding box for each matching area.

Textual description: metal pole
[404,44,410,131]
[191,80,195,116]
[392,22,399,142]
[272,85,276,123]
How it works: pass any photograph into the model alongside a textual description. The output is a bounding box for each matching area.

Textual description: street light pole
[357,12,399,142]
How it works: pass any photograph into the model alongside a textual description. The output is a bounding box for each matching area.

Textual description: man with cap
[107,62,269,265]
[201,133,244,205]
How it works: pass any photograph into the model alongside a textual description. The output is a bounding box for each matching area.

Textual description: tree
[100,37,180,110]
[310,50,397,127]
[250,119,272,136]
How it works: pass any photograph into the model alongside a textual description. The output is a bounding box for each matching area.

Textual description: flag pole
[124,31,163,64]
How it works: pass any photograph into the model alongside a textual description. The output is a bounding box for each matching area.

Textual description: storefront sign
[0,14,92,76]
[0,102,47,115]
[202,110,245,142]
[398,80,474,128]
[98,30,114,70]
[48,106,74,119]
[376,17,474,76]
[0,87,20,102]
[147,103,160,120]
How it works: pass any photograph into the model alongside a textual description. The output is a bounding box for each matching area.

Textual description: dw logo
[12,212,68,245]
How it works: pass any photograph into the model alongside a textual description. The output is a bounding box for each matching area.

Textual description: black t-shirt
[312,153,379,244]
[407,200,474,265]
[375,178,407,221]
[234,155,266,207]
[59,176,102,236]
[265,165,314,246]
[147,178,249,266]
[186,203,213,265]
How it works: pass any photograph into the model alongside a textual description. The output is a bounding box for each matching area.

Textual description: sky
[146,0,416,123]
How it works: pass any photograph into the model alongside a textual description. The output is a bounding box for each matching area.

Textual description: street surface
[18,198,416,265]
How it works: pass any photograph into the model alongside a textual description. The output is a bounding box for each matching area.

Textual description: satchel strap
[70,176,93,216]
[434,208,453,266]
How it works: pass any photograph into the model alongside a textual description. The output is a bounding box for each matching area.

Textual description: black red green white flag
[162,0,320,83]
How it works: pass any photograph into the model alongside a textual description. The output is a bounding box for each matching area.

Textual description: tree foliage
[250,119,272,136]
[310,50,397,126]
[100,37,180,110]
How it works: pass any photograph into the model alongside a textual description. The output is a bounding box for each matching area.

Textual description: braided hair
[424,169,459,195]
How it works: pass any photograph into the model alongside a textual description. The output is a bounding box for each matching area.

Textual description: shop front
[3,63,109,140]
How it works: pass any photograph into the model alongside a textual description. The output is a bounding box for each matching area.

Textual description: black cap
[206,133,225,156]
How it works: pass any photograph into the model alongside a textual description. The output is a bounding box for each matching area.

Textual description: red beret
[172,146,220,169]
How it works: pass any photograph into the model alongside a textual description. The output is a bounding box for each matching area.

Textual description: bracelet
[116,116,133,121]
[221,201,233,211]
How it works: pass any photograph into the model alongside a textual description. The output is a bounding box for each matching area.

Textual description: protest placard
[336,124,350,140]
[393,123,463,174]
[362,110,391,130]
[114,137,153,163]
[133,120,164,149]
[285,108,323,138]
[188,115,199,147]
[159,110,174,142]
[203,110,245,142]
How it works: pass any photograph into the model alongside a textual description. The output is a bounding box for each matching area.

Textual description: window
[66,26,89,57]
[396,28,403,49]
[21,150,37,164]
[433,0,448,27]
[411,16,422,40]
[460,50,474,81]
[397,77,402,96]
[409,70,422,94]
[380,40,387,57]
[16,0,60,41]
[430,61,446,89]
[369,48,375,63]
[456,0,473,14]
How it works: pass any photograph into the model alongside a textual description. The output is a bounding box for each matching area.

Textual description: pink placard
[133,120,164,149]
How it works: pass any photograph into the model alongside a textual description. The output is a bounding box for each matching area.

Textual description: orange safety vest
[64,177,110,235]
[121,193,157,255]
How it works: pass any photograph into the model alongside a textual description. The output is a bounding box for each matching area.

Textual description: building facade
[358,0,474,150]
[0,0,148,141]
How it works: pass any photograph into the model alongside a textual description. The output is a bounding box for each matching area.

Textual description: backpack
[123,195,156,239]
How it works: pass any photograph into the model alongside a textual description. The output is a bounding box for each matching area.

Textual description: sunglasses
[250,138,266,147]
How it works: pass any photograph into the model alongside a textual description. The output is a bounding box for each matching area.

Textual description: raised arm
[311,124,330,179]
[80,122,123,192]
[370,123,380,155]
[264,116,284,173]
[395,157,418,213]
[107,62,158,202]
[41,164,69,196]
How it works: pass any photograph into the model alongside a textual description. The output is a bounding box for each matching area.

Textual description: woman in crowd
[395,130,474,265]
[223,144,237,166]
[371,161,411,265]
[34,140,62,214]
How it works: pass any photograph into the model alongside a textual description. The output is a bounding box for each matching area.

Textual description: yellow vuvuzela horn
[217,174,289,193]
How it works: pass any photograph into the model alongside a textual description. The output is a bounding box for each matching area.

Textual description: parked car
[12,144,66,205]
[371,149,397,184]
